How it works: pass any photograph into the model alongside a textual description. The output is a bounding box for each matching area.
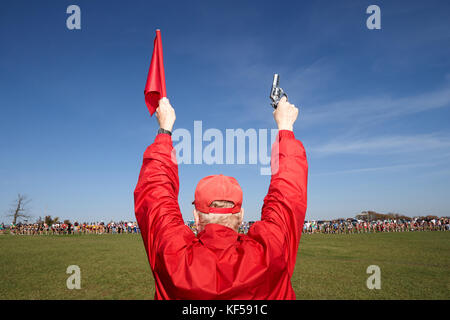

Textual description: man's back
[134,97,307,300]
[150,223,295,299]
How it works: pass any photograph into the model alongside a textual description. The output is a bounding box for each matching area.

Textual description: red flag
[144,29,167,116]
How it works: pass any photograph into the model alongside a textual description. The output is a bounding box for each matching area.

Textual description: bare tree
[45,215,60,225]
[7,194,32,224]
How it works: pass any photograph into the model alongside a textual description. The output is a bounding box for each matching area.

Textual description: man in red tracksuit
[134,96,308,299]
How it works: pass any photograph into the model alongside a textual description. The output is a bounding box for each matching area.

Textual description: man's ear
[193,209,199,228]
[239,208,244,225]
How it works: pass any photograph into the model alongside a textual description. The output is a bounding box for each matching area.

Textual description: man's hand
[155,97,176,132]
[273,96,298,131]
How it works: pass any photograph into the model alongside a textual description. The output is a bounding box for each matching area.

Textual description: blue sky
[1,0,449,223]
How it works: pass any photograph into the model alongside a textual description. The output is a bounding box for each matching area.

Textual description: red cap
[193,175,243,214]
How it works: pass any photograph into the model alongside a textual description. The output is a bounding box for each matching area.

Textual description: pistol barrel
[272,74,280,89]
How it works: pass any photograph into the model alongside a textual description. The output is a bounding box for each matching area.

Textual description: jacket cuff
[143,133,173,159]
[155,133,173,145]
[278,130,295,139]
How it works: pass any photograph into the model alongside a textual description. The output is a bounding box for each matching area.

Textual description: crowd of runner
[302,217,450,234]
[1,217,448,236]
[2,221,140,235]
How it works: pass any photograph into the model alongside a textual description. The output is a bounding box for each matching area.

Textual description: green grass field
[1,231,449,299]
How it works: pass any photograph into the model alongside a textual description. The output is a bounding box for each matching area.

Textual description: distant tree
[357,210,411,221]
[387,212,412,221]
[63,219,71,225]
[44,215,60,225]
[7,194,32,224]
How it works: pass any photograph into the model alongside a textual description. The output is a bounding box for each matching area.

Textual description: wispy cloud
[310,133,450,156]
[302,85,450,127]
[312,162,433,176]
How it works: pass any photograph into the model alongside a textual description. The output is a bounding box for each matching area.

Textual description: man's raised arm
[134,98,189,269]
[249,97,308,276]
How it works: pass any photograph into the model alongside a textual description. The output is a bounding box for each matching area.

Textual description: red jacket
[134,130,308,299]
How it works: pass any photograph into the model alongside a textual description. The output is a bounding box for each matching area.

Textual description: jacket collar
[197,224,239,249]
